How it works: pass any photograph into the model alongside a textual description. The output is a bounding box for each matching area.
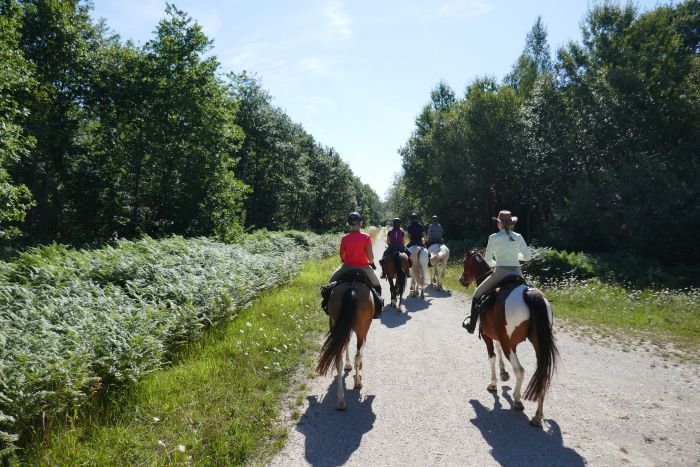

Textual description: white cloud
[323,0,353,41]
[221,41,290,76]
[413,0,494,21]
[297,56,332,75]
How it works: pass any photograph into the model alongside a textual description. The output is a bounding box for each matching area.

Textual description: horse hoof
[420,291,425,299]
[500,371,510,382]
[344,363,352,371]
[530,416,543,427]
[513,401,525,412]
[336,400,346,411]
[487,384,497,392]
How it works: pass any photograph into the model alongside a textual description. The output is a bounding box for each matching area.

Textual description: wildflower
[153,417,160,423]
[178,445,186,452]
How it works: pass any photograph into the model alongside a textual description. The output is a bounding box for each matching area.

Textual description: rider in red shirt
[322,212,383,317]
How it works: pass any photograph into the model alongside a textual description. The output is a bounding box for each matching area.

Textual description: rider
[406,213,425,250]
[463,210,532,334]
[321,212,384,318]
[425,215,444,248]
[379,217,412,278]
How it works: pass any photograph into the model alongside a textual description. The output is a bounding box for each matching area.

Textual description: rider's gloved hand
[370,262,377,270]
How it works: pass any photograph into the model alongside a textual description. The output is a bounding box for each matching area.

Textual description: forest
[0,0,382,247]
[387,1,699,265]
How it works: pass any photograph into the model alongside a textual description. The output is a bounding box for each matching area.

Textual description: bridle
[464,252,491,285]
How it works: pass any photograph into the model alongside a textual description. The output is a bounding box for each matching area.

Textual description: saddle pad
[476,275,528,316]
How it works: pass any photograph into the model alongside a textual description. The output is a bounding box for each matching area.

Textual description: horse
[381,250,410,309]
[408,245,430,299]
[428,243,450,291]
[316,280,375,410]
[459,249,559,427]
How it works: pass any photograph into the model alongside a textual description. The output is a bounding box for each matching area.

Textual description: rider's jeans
[473,266,522,300]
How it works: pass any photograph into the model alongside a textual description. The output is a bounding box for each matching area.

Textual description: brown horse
[316,281,375,410]
[460,249,559,427]
[381,251,410,309]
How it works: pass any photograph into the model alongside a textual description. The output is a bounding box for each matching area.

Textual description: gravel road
[270,241,700,467]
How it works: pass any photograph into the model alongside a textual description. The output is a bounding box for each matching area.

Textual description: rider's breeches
[473,266,522,300]
[382,243,409,260]
[330,265,381,287]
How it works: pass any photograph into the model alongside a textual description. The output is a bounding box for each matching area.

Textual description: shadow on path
[380,305,411,328]
[296,375,376,466]
[424,286,453,298]
[468,387,585,466]
[402,296,431,313]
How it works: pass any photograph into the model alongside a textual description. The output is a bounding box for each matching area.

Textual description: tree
[0,1,33,240]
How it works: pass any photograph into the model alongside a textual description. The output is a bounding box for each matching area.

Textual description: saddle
[474,275,527,317]
[320,270,384,318]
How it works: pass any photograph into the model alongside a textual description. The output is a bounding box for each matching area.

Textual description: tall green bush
[0,231,336,453]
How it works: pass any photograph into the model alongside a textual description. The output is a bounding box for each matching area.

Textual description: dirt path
[270,241,700,466]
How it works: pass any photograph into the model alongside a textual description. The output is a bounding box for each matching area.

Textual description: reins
[466,252,491,284]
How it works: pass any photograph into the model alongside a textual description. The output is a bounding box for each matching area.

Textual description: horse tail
[316,285,356,376]
[393,252,406,297]
[418,248,430,286]
[523,288,559,401]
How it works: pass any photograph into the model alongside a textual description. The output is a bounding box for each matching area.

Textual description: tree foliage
[392,2,700,263]
[0,1,377,246]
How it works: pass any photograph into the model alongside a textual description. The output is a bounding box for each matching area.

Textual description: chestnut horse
[316,281,375,410]
[381,251,410,309]
[459,250,559,426]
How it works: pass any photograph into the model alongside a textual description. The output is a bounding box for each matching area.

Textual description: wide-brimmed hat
[492,210,517,226]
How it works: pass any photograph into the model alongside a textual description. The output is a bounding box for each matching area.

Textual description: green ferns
[0,231,336,452]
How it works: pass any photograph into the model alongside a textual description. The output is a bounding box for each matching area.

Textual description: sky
[91,0,666,199]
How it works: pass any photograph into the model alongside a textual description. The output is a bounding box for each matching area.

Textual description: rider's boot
[462,299,479,333]
[379,259,386,279]
[320,282,337,315]
[371,285,384,319]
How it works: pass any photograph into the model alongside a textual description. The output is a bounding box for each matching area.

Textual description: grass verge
[19,256,336,466]
[443,265,699,353]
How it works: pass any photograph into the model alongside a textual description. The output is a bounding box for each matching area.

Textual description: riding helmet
[347,211,363,224]
[409,213,418,221]
[392,217,401,227]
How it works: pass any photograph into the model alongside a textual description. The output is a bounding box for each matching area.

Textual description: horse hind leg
[531,394,545,427]
[353,337,364,389]
[344,345,352,371]
[495,342,509,381]
[336,355,346,410]
[484,337,498,392]
[507,347,526,411]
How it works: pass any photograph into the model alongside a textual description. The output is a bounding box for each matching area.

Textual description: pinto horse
[428,243,450,291]
[316,281,375,410]
[381,251,410,309]
[408,245,430,298]
[459,249,559,427]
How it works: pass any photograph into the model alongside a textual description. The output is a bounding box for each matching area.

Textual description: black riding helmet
[409,213,418,221]
[432,215,438,221]
[347,211,363,224]
[392,217,401,227]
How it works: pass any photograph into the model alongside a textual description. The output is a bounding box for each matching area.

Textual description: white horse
[408,245,430,298]
[428,244,450,291]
